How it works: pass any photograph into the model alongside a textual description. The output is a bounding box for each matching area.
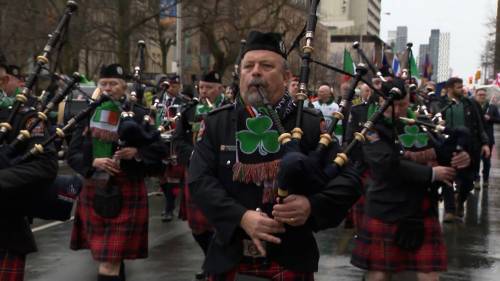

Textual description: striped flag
[343,48,356,81]
[392,56,400,77]
[90,109,120,131]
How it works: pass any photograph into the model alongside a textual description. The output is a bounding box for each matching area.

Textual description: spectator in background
[473,88,500,188]
[287,75,299,101]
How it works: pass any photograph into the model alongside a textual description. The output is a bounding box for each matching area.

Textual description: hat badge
[116,66,123,75]
[279,40,286,55]
[214,73,219,80]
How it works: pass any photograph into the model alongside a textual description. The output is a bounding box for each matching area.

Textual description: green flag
[409,52,419,79]
[343,48,355,81]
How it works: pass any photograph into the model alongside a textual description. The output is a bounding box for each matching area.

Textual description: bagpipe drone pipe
[0,92,110,221]
[277,64,369,197]
[276,19,397,199]
[0,1,78,144]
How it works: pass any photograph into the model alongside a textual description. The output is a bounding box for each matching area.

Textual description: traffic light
[475,69,481,81]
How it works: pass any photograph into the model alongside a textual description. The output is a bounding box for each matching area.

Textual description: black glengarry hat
[200,71,221,83]
[382,77,407,100]
[99,63,126,79]
[167,74,180,84]
[7,65,22,79]
[242,31,287,59]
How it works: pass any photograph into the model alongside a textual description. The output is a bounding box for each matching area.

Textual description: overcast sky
[380,0,497,80]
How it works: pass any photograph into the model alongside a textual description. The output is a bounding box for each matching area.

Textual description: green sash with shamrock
[233,105,282,185]
[90,100,121,158]
[367,103,436,163]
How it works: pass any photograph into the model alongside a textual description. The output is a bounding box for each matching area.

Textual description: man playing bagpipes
[0,51,58,281]
[67,64,167,281]
[350,78,471,281]
[188,30,364,281]
[172,70,231,280]
[156,74,189,222]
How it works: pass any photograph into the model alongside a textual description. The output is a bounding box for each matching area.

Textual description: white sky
[380,0,497,80]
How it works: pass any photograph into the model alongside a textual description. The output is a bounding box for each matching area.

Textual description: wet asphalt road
[26,134,500,281]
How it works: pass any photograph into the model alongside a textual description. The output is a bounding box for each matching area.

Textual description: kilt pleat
[351,197,447,272]
[70,173,149,262]
[184,180,213,234]
[0,250,25,281]
[208,260,314,281]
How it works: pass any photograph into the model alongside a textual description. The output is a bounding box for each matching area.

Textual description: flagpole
[176,0,182,81]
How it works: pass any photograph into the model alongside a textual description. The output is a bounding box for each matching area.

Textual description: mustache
[248,78,268,89]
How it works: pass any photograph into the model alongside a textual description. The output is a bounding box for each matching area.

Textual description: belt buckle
[242,239,266,258]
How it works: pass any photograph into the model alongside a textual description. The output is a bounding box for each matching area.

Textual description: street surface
[26,130,500,281]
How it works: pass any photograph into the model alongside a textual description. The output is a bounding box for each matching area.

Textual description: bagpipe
[0,0,78,144]
[119,40,162,149]
[8,93,110,221]
[253,0,399,200]
[398,116,470,167]
[0,1,82,221]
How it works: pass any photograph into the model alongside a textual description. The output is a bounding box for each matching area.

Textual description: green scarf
[90,100,121,158]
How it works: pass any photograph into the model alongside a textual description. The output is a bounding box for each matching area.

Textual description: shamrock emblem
[236,115,280,156]
[195,104,212,116]
[398,125,429,148]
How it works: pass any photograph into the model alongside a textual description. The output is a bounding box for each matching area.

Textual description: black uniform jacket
[188,102,363,274]
[0,107,58,254]
[173,99,232,166]
[362,121,434,222]
[68,103,167,180]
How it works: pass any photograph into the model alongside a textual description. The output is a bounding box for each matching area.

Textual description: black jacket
[188,102,362,274]
[68,104,167,180]
[0,107,58,254]
[173,98,231,166]
[362,130,433,222]
[479,102,500,145]
[438,96,489,150]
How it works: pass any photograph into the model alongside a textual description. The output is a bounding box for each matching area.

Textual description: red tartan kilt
[208,260,314,281]
[353,195,366,232]
[351,197,447,272]
[70,173,149,262]
[160,163,185,185]
[0,250,25,281]
[183,180,213,234]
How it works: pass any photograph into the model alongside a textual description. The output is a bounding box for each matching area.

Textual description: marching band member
[173,70,229,280]
[0,51,58,281]
[68,64,166,281]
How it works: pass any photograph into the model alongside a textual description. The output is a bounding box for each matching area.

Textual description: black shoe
[195,271,206,280]
[161,211,173,222]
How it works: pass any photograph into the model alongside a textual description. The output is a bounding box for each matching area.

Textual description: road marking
[32,191,159,233]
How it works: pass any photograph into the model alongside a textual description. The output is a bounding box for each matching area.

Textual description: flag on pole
[392,55,400,77]
[343,48,355,81]
[382,52,390,69]
[422,54,433,80]
[409,51,419,79]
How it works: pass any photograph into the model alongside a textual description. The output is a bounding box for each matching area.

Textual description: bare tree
[181,0,312,79]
